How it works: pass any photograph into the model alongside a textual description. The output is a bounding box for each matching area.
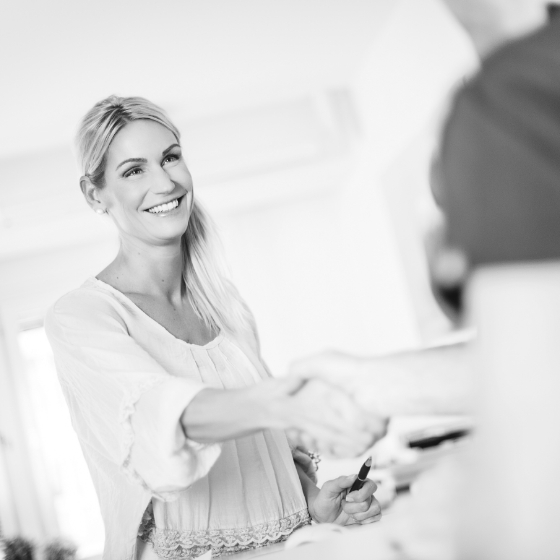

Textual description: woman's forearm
[181,386,273,443]
[181,377,314,443]
[181,377,386,456]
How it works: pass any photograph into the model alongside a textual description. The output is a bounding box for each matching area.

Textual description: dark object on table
[392,424,472,490]
[4,537,34,560]
[44,539,78,560]
[407,428,470,450]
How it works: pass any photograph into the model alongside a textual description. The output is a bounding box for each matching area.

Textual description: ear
[80,176,107,214]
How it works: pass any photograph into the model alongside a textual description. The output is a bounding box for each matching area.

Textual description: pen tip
[365,456,372,467]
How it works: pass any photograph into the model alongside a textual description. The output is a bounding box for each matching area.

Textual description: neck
[109,235,185,301]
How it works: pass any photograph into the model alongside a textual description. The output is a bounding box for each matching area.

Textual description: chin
[152,222,190,244]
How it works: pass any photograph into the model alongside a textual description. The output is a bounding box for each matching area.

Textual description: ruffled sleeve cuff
[127,376,222,501]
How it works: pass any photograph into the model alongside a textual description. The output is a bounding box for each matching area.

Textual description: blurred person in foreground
[45,96,386,560]
[439,5,560,557]
[291,3,560,559]
[291,0,553,425]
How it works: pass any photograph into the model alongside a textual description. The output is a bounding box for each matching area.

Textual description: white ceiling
[0,0,395,158]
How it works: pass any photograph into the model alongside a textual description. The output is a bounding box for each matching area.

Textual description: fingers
[299,379,376,432]
[346,479,378,504]
[285,378,387,457]
[343,496,372,515]
[272,375,308,396]
[343,480,381,523]
[342,492,381,523]
[347,497,382,524]
[320,475,358,499]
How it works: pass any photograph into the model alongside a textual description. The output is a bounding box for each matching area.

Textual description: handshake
[184,349,390,459]
[270,375,387,459]
[278,350,390,458]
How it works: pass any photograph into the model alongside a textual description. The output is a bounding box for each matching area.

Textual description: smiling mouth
[145,196,184,214]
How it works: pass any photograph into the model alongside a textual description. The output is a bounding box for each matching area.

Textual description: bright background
[0,0,477,556]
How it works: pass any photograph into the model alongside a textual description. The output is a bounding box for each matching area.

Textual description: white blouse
[45,278,310,560]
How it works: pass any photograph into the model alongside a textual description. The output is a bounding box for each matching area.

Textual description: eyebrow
[116,157,147,171]
[115,143,181,171]
[162,143,181,157]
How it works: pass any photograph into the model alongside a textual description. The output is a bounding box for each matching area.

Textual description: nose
[151,165,176,195]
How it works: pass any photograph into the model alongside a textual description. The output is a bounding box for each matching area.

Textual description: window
[18,327,104,558]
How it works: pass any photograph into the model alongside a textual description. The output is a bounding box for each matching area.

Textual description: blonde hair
[76,95,252,336]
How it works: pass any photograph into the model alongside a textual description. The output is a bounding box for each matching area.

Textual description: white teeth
[147,199,179,214]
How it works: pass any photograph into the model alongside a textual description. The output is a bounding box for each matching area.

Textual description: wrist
[307,488,321,522]
[257,377,307,432]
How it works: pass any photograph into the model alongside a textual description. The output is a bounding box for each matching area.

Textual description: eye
[124,167,143,178]
[162,153,180,165]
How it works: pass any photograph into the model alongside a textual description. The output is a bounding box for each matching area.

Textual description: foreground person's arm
[290,340,473,417]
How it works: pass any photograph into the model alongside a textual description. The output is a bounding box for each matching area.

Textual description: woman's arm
[45,290,221,499]
[182,377,387,458]
[182,299,387,457]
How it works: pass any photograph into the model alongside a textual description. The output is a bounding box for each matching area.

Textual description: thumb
[275,375,307,395]
[321,474,358,498]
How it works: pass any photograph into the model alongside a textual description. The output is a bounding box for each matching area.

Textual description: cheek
[171,164,193,191]
[106,188,144,215]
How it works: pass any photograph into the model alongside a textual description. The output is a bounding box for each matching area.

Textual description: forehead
[107,119,178,162]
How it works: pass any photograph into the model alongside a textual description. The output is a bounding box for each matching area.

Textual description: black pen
[349,456,372,493]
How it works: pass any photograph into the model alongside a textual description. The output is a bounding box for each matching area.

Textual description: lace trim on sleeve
[139,508,311,558]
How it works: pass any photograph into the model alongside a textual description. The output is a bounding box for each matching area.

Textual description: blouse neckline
[88,276,224,349]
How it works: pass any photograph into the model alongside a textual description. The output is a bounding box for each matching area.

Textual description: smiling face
[90,119,193,247]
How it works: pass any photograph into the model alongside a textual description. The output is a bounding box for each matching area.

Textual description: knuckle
[355,490,369,502]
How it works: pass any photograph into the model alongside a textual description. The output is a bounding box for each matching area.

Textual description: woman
[45,96,384,560]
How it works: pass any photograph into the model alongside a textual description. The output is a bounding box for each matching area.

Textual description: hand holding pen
[343,456,381,525]
[310,456,381,525]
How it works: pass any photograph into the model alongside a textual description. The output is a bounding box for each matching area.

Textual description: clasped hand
[277,377,387,458]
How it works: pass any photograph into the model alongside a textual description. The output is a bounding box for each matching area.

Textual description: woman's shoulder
[46,278,126,331]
